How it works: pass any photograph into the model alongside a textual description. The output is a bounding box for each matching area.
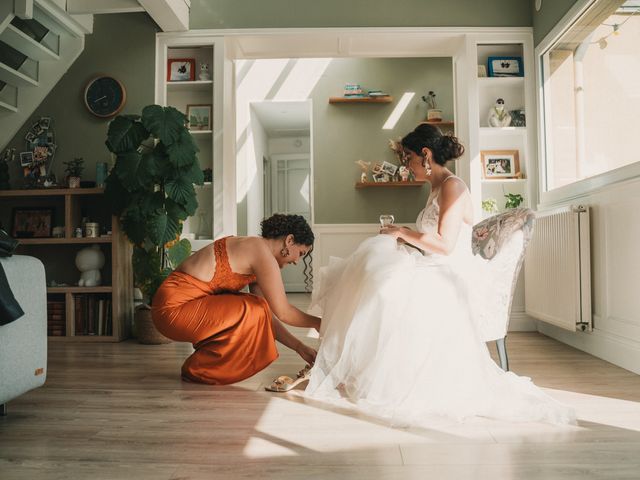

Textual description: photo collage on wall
[21,117,56,187]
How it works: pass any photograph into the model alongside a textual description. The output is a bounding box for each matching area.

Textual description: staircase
[0,0,92,150]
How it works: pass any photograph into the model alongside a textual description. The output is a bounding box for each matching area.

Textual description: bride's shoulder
[441,175,469,197]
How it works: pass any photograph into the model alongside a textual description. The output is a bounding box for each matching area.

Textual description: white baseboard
[508,311,538,332]
[538,322,640,375]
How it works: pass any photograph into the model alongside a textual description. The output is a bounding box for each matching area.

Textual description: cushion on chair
[472,208,535,260]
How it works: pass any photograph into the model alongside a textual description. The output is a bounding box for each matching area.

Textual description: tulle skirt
[306,235,575,426]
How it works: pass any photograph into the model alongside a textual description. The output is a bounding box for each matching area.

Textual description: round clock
[84,76,126,118]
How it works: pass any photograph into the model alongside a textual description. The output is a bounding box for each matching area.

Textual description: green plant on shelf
[481,198,498,214]
[504,193,524,209]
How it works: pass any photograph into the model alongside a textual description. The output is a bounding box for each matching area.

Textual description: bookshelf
[0,188,133,341]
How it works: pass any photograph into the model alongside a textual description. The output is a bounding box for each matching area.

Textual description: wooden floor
[2,294,640,479]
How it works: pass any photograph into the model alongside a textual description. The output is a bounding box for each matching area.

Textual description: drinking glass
[379,214,395,227]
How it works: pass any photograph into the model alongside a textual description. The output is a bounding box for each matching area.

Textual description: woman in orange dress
[152,214,319,385]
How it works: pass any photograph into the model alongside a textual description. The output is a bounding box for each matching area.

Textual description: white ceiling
[251,100,311,137]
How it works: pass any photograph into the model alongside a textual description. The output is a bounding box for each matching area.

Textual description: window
[540,0,640,192]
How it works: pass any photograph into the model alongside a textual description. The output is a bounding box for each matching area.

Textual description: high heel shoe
[264,365,311,392]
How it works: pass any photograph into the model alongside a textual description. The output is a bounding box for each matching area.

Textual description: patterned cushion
[472,208,535,260]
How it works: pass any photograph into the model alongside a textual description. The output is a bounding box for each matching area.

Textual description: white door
[269,153,312,292]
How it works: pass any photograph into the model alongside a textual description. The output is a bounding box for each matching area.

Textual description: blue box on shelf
[487,56,523,77]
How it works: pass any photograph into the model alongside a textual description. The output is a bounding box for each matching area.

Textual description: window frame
[535,0,640,207]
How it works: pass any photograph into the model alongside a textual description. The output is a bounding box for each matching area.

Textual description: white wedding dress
[306,177,575,426]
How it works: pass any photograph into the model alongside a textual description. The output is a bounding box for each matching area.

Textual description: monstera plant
[105,105,203,308]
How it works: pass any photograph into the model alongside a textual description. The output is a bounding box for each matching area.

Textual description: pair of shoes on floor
[265,365,311,392]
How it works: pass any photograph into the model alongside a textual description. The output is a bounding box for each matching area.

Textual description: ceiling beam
[66,0,144,15]
[137,0,189,32]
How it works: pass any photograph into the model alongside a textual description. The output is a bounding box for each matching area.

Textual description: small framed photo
[381,161,398,177]
[25,131,36,143]
[11,207,54,238]
[487,56,523,77]
[19,151,34,167]
[186,104,212,130]
[167,58,195,82]
[481,150,521,179]
[372,172,389,183]
[39,117,51,130]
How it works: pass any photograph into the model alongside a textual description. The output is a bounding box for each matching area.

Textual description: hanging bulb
[598,37,608,49]
[613,24,620,36]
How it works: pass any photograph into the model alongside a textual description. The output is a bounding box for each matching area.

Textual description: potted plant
[481,198,498,218]
[504,193,524,209]
[64,157,84,188]
[104,105,203,344]
[421,91,443,122]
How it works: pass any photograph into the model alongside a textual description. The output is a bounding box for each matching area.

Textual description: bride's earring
[423,157,432,176]
[280,246,290,257]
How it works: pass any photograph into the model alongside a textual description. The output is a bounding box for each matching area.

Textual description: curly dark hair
[402,123,465,166]
[260,213,315,292]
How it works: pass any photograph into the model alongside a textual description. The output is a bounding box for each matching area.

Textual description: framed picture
[481,150,521,179]
[487,56,523,77]
[167,58,195,82]
[19,151,34,167]
[186,104,212,130]
[381,161,398,177]
[11,207,54,238]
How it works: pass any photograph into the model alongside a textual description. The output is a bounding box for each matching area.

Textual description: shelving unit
[0,188,133,341]
[156,36,224,251]
[473,42,532,217]
[328,96,393,104]
[355,181,426,189]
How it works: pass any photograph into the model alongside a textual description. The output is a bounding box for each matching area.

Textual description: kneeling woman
[152,214,320,385]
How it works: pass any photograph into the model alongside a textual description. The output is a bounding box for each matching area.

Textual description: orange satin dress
[151,236,278,384]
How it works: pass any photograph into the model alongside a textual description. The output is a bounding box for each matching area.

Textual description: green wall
[190,0,532,29]
[6,13,158,187]
[533,0,579,45]
[310,57,453,224]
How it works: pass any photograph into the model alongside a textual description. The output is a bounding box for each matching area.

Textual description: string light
[591,8,639,49]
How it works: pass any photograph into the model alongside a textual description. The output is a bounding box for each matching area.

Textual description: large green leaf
[165,197,189,222]
[182,159,204,185]
[113,151,148,191]
[165,176,195,207]
[141,105,185,146]
[121,204,148,244]
[104,172,131,215]
[166,129,198,169]
[147,210,181,246]
[105,116,149,154]
[167,239,191,269]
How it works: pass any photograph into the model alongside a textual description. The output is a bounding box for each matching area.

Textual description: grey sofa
[0,255,47,415]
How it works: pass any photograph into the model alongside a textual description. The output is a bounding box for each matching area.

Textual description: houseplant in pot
[64,157,84,188]
[104,105,203,343]
[421,91,443,122]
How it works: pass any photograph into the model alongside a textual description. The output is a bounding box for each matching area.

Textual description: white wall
[247,110,268,235]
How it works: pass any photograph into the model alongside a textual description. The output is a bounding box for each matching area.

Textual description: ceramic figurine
[488,98,512,127]
[76,244,105,287]
[198,63,211,81]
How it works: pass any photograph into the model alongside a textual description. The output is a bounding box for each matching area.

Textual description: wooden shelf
[48,286,113,294]
[356,181,426,188]
[18,237,112,245]
[421,121,455,127]
[329,96,393,104]
[166,80,212,91]
[0,187,104,197]
[481,178,526,183]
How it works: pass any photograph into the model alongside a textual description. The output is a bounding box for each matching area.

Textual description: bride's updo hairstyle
[402,123,465,166]
[260,213,315,246]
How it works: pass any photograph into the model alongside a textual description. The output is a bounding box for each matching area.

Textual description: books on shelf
[73,294,112,336]
[47,300,65,336]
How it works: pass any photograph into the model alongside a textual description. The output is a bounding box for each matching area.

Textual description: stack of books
[344,83,365,97]
[367,90,389,98]
[47,299,65,336]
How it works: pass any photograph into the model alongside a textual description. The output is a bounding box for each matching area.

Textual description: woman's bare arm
[382,179,468,255]
[250,244,321,330]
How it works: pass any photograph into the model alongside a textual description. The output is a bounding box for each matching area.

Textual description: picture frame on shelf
[487,56,523,77]
[19,151,34,167]
[11,207,54,238]
[481,150,521,179]
[186,104,212,131]
[380,161,398,177]
[167,58,196,82]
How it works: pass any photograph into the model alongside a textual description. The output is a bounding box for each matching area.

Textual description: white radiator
[524,205,592,332]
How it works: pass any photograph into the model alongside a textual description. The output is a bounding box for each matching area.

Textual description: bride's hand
[380,225,404,239]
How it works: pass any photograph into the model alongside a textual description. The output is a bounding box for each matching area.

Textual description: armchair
[0,255,47,415]
[471,208,535,371]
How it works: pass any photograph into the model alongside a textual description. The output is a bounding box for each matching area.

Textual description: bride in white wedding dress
[306,124,575,426]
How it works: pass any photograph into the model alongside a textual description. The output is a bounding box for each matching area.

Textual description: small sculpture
[198,63,211,81]
[355,159,371,183]
[488,98,512,127]
[398,165,410,182]
[76,244,105,287]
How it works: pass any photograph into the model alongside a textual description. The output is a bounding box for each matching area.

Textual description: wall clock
[84,76,126,118]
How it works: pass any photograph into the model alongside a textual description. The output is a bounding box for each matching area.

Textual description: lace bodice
[415,176,473,264]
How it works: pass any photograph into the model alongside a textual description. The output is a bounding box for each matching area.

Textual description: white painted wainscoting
[536,177,640,375]
[312,224,537,332]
